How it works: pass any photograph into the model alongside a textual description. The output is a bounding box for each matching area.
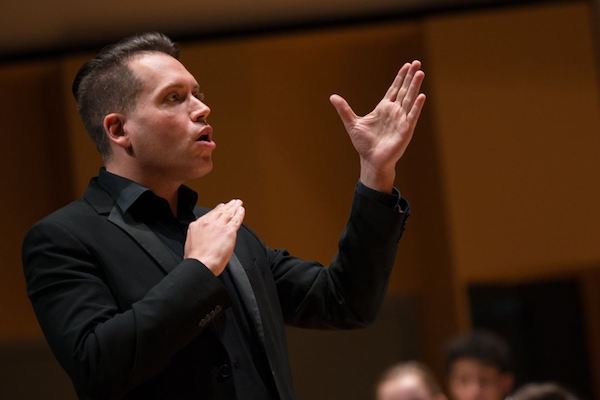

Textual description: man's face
[121,52,215,183]
[447,359,513,400]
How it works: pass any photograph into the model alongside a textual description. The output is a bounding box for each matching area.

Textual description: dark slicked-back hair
[72,32,179,159]
[445,330,514,373]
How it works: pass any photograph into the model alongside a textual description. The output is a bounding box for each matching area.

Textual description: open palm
[330,61,426,191]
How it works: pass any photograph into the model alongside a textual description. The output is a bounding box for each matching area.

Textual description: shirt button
[219,363,232,379]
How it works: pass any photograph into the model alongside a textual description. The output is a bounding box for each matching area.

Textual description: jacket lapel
[108,205,180,274]
[228,252,266,344]
[83,179,179,275]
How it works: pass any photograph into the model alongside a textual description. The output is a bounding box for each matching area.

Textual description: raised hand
[329,60,426,193]
[184,199,245,276]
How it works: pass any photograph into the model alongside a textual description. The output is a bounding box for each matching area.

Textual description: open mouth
[197,134,211,142]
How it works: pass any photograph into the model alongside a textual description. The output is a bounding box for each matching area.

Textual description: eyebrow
[158,82,201,93]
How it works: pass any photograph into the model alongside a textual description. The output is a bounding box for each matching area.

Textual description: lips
[196,125,213,143]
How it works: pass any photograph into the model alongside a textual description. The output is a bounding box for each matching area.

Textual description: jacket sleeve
[268,183,410,329]
[22,218,231,399]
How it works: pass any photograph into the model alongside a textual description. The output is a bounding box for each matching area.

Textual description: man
[445,331,515,400]
[22,32,426,399]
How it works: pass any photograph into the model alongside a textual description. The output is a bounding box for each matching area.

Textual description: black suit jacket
[22,177,409,399]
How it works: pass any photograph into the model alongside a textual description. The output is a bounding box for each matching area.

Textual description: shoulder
[30,199,98,232]
[29,178,115,232]
[23,193,116,255]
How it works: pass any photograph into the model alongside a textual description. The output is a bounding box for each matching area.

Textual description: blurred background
[1,0,600,398]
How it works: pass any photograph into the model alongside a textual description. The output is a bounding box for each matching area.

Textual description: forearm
[272,183,409,328]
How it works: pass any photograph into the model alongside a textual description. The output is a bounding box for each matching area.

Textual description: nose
[190,96,211,122]
[464,382,482,400]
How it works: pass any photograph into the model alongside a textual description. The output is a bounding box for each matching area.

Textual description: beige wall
[425,1,600,284]
[0,61,73,341]
[423,2,600,396]
[1,1,599,397]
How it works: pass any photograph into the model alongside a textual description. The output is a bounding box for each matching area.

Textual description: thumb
[329,94,356,131]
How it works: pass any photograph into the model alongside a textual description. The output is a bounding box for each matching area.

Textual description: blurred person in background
[376,361,447,400]
[510,383,579,400]
[445,331,515,400]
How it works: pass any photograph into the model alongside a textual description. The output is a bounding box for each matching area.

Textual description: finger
[329,94,357,132]
[401,70,425,111]
[229,205,245,228]
[396,60,422,105]
[217,199,241,221]
[383,63,410,101]
[407,93,426,125]
[199,202,225,222]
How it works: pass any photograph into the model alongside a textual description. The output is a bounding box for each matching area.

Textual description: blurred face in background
[447,358,513,400]
[377,372,447,400]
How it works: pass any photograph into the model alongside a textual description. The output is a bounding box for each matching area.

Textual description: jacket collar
[82,178,179,274]
[82,177,115,216]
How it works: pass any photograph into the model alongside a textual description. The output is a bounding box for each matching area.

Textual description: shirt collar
[96,167,198,217]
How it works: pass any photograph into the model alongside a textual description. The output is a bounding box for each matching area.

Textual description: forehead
[449,358,500,378]
[393,374,429,391]
[127,52,198,90]
[379,375,431,400]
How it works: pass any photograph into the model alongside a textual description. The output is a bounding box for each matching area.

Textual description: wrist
[184,254,222,276]
[359,159,395,193]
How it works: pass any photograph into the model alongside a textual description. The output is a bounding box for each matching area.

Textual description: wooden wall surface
[1,1,598,398]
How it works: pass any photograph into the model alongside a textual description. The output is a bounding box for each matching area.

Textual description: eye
[192,91,205,101]
[165,92,183,103]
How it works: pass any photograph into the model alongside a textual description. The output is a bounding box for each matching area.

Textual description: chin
[190,161,213,180]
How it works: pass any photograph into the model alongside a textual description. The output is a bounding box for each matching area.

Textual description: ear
[103,113,130,151]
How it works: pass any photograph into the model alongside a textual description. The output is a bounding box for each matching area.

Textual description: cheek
[126,110,192,157]
[450,380,471,396]
[482,384,502,397]
[142,118,186,145]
